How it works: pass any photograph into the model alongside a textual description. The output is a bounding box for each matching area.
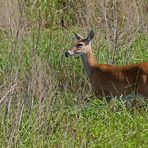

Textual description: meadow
[0,0,148,147]
[0,28,147,147]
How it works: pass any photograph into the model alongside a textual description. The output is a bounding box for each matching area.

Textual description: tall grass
[0,28,148,147]
[0,0,148,147]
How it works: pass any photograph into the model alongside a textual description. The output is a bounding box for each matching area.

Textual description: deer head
[65,30,95,57]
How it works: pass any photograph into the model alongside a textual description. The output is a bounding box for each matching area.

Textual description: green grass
[0,29,148,147]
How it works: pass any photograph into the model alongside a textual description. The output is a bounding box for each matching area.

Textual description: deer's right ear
[86,30,95,42]
[73,32,82,40]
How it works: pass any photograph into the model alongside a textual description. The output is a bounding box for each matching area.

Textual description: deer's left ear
[86,30,95,42]
[73,32,83,40]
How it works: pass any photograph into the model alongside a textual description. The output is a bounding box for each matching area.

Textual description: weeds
[0,0,148,147]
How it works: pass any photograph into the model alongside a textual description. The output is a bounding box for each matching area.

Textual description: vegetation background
[0,0,148,147]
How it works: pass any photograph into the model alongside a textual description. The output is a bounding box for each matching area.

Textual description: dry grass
[0,0,19,33]
[0,0,148,147]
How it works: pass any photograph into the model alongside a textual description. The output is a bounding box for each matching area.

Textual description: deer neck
[81,49,97,77]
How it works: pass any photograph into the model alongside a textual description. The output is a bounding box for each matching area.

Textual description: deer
[65,30,148,102]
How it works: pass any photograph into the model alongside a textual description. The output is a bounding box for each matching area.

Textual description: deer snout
[65,51,73,57]
[65,51,70,57]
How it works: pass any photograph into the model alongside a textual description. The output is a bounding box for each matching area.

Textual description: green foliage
[0,0,148,147]
[0,28,148,147]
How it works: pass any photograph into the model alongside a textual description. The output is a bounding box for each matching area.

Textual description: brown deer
[65,30,148,100]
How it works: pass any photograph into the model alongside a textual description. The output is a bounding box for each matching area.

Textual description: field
[0,0,148,147]
[0,29,147,147]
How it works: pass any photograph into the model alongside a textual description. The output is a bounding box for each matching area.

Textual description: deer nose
[65,52,70,57]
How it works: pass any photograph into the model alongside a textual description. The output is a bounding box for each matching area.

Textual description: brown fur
[65,30,148,99]
[90,61,148,98]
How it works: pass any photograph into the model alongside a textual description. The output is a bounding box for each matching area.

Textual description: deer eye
[76,43,83,48]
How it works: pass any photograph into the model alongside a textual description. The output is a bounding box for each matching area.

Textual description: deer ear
[73,32,83,40]
[86,30,95,42]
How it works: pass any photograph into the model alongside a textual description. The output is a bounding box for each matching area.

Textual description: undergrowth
[0,29,148,147]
